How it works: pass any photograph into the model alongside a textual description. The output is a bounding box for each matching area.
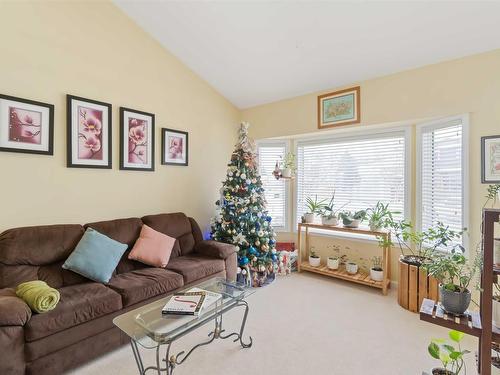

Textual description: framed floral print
[120,107,155,171]
[0,94,54,155]
[161,128,188,166]
[481,135,500,183]
[318,86,360,129]
[67,95,112,168]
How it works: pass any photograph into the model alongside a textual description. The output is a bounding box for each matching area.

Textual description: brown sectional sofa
[0,212,237,375]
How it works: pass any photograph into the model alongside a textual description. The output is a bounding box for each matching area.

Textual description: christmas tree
[211,122,277,285]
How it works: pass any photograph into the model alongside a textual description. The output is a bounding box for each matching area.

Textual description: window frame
[292,125,412,239]
[256,139,291,232]
[415,114,469,251]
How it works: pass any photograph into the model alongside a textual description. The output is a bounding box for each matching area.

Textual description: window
[296,131,407,226]
[258,142,287,230]
[418,116,467,247]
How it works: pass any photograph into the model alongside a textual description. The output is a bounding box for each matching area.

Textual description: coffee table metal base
[130,300,252,375]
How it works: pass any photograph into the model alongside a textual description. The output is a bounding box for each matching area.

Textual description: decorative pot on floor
[398,256,439,313]
[346,262,358,274]
[309,255,320,267]
[439,285,471,315]
[327,257,340,270]
[370,267,383,281]
[321,216,339,226]
[303,213,315,224]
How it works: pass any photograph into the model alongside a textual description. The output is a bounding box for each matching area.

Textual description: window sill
[292,227,381,244]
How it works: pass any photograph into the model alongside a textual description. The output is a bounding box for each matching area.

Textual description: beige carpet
[69,273,482,375]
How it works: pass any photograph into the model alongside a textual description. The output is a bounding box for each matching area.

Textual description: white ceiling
[114,1,500,109]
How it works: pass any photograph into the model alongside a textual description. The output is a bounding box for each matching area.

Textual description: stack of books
[162,288,222,316]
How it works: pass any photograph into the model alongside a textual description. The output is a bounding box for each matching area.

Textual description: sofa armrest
[0,288,32,326]
[195,240,237,260]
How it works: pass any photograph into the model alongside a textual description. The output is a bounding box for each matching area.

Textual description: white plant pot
[370,267,384,281]
[494,298,500,329]
[309,256,321,267]
[346,262,358,274]
[327,257,340,270]
[494,238,500,266]
[321,216,339,226]
[343,219,361,228]
[303,213,315,224]
[369,222,382,232]
[281,168,292,178]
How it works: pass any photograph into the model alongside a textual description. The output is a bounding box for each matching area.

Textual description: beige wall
[0,1,240,233]
[243,49,500,282]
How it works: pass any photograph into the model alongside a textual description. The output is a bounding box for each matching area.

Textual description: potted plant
[321,192,348,226]
[339,210,366,228]
[427,330,470,375]
[370,256,384,281]
[280,152,296,178]
[367,201,400,231]
[326,244,345,270]
[309,247,320,267]
[346,260,358,274]
[304,195,326,224]
[426,248,480,315]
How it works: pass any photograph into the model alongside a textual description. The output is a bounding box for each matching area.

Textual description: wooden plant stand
[297,223,391,295]
[398,258,439,313]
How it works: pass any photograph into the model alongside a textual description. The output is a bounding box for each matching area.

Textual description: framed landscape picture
[161,128,188,166]
[317,86,360,129]
[67,95,112,168]
[120,107,155,171]
[481,135,500,183]
[0,94,54,155]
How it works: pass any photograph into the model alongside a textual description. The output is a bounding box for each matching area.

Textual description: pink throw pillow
[128,225,176,267]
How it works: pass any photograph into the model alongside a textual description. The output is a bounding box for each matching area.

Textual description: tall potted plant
[426,248,480,315]
[303,195,326,224]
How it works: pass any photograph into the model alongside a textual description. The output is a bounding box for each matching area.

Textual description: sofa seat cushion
[25,283,122,342]
[166,255,225,284]
[107,268,183,307]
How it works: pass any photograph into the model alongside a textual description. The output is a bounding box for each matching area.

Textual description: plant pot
[309,256,321,267]
[494,298,500,329]
[430,368,456,375]
[439,285,471,315]
[346,262,358,274]
[343,219,360,228]
[494,238,500,266]
[370,267,384,281]
[303,213,315,224]
[327,257,340,270]
[369,222,382,232]
[281,168,292,178]
[321,216,339,226]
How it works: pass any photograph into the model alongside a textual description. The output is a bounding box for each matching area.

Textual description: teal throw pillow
[62,228,127,283]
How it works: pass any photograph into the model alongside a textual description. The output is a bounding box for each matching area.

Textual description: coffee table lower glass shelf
[113,277,255,375]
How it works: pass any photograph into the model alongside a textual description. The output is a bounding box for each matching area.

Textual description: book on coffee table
[162,292,206,316]
[187,287,222,310]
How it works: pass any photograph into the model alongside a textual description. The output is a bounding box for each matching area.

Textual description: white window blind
[258,143,287,229]
[419,119,464,243]
[296,132,406,225]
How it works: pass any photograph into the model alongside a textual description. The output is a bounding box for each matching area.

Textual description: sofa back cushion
[141,213,197,258]
[84,217,144,274]
[0,224,85,289]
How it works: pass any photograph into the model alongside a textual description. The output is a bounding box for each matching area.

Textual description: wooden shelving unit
[297,223,391,295]
[419,208,500,375]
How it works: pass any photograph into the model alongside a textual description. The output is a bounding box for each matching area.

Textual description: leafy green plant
[339,210,367,225]
[281,152,296,171]
[305,195,327,214]
[428,330,470,374]
[309,247,319,258]
[426,247,481,293]
[326,244,346,261]
[367,201,400,229]
[371,256,383,271]
[484,184,500,208]
[321,191,348,219]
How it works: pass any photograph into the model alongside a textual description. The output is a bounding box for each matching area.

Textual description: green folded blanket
[16,280,60,313]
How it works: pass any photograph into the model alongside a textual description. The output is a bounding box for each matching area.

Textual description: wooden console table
[297,223,391,295]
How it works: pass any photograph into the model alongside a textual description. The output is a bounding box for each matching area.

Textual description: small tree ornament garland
[211,122,277,286]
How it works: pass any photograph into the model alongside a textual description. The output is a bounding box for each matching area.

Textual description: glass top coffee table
[113,277,255,374]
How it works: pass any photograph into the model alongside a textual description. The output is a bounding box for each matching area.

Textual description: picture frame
[481,135,500,183]
[120,107,155,171]
[67,95,112,169]
[0,94,54,155]
[161,128,188,166]
[317,86,360,129]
